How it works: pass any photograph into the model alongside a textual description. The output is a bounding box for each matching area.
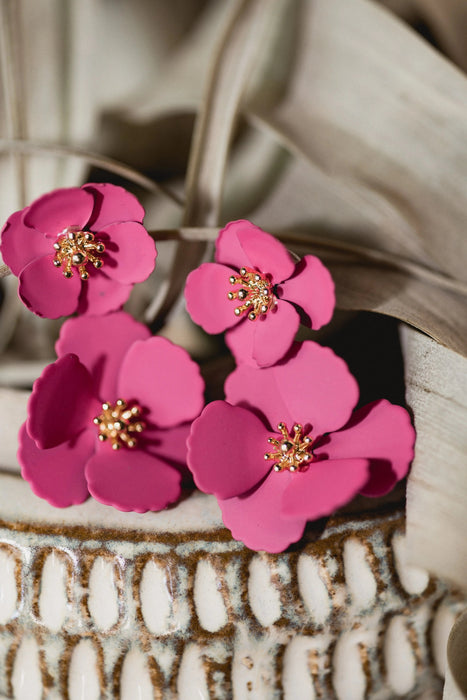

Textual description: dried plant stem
[150,0,274,326]
[0,138,183,206]
[0,0,27,207]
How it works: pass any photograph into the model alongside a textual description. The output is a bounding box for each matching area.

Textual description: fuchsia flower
[19,312,204,511]
[187,341,415,552]
[185,220,335,367]
[0,183,156,318]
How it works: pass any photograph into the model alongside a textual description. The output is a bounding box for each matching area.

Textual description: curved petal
[85,446,181,512]
[19,424,93,507]
[83,182,145,229]
[118,337,204,428]
[56,311,151,400]
[226,341,359,437]
[316,400,415,496]
[185,263,240,334]
[281,458,369,520]
[76,268,132,316]
[215,220,295,283]
[98,222,156,284]
[226,300,300,367]
[279,255,335,330]
[0,210,50,275]
[19,255,81,318]
[219,469,306,552]
[187,402,270,499]
[23,188,93,237]
[144,423,191,469]
[27,354,99,449]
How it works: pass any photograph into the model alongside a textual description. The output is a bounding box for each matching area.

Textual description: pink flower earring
[0,183,157,318]
[185,220,335,367]
[187,341,415,552]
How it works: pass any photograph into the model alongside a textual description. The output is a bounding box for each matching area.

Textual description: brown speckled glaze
[0,497,464,699]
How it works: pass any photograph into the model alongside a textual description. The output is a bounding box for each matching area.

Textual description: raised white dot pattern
[68,640,101,700]
[39,551,68,632]
[384,615,416,695]
[120,648,154,700]
[343,538,377,609]
[87,557,119,631]
[0,548,17,624]
[248,556,281,627]
[12,637,42,700]
[140,559,172,635]
[194,559,228,632]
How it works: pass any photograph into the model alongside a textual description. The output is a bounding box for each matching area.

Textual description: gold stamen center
[264,422,313,472]
[227,266,276,321]
[53,228,105,280]
[93,399,145,450]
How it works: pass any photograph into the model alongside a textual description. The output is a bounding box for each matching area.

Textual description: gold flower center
[93,399,145,450]
[53,228,105,280]
[227,267,275,321]
[264,422,313,472]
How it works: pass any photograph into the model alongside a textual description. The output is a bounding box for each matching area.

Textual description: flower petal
[316,400,415,496]
[281,458,369,520]
[219,470,306,552]
[279,255,335,330]
[143,423,192,478]
[83,182,145,229]
[97,222,156,284]
[225,341,359,437]
[23,188,94,237]
[0,210,50,275]
[19,423,93,507]
[76,267,132,316]
[215,220,295,283]
[118,337,204,428]
[226,300,300,367]
[85,446,181,512]
[56,311,151,400]
[27,354,99,449]
[19,255,81,318]
[187,401,270,499]
[185,263,240,333]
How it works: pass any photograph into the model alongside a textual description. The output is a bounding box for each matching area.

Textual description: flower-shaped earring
[187,341,415,552]
[0,183,157,318]
[185,220,335,367]
[19,311,205,511]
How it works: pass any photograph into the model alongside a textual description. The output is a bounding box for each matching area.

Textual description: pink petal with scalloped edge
[85,446,181,512]
[281,458,369,520]
[27,354,99,449]
[56,311,151,400]
[279,255,335,330]
[19,424,93,507]
[185,263,240,334]
[226,300,300,367]
[226,341,359,438]
[316,399,415,497]
[219,469,306,552]
[98,222,156,284]
[19,255,81,318]
[187,401,270,499]
[144,423,191,470]
[215,220,295,284]
[83,183,145,229]
[76,267,132,316]
[118,337,204,429]
[23,188,93,237]
[0,210,51,275]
